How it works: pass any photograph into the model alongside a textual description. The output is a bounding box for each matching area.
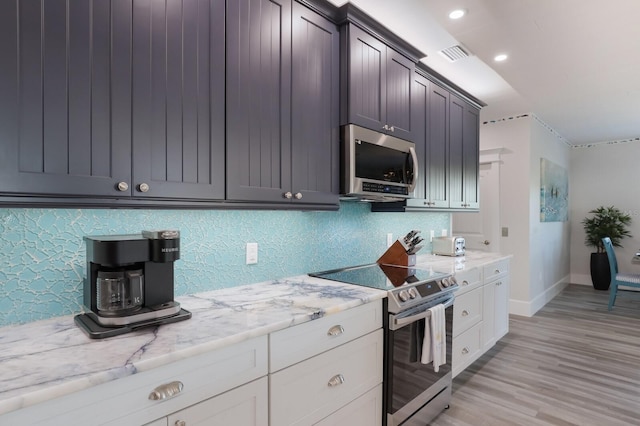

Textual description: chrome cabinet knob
[294,192,302,200]
[327,325,345,336]
[283,192,293,199]
[389,126,395,132]
[328,374,345,387]
[483,240,491,245]
[175,421,186,426]
[462,310,469,317]
[116,181,129,192]
[138,183,150,193]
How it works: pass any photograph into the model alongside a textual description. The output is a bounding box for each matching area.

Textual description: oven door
[385,296,454,426]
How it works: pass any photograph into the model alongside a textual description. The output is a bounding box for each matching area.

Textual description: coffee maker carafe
[74,230,191,339]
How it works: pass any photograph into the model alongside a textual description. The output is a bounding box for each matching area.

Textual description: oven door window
[387,305,453,415]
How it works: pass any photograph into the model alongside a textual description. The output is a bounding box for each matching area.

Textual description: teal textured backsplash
[0,203,449,326]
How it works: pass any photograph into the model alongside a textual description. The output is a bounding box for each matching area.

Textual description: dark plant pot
[590,252,611,291]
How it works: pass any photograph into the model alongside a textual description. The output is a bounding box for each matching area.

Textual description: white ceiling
[327,0,640,145]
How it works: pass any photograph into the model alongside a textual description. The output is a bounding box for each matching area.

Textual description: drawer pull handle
[462,310,469,317]
[149,381,184,401]
[496,281,502,286]
[462,347,470,355]
[175,421,186,426]
[327,325,345,336]
[328,374,345,387]
[495,269,501,274]
[462,280,469,286]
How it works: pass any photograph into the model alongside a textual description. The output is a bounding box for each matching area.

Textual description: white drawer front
[270,300,382,372]
[167,377,268,426]
[453,267,482,295]
[483,259,509,281]
[314,384,382,426]
[452,322,482,378]
[3,336,268,426]
[453,287,482,337]
[270,329,384,426]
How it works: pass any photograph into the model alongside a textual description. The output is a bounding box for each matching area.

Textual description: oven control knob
[408,287,418,299]
[398,290,410,302]
[450,276,458,286]
[440,278,448,287]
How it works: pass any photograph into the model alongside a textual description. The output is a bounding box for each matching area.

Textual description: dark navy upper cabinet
[226,0,339,207]
[226,0,293,203]
[449,94,479,209]
[405,74,450,209]
[341,23,416,142]
[290,1,340,205]
[0,0,133,198]
[0,0,225,203]
[132,0,225,200]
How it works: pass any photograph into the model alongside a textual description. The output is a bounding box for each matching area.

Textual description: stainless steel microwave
[341,124,418,202]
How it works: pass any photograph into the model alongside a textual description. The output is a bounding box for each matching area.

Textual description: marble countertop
[0,275,386,416]
[0,250,510,417]
[414,250,512,274]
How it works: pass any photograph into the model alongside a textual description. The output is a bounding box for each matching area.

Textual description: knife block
[377,240,416,267]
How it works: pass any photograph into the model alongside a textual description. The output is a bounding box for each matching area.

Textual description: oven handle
[390,297,454,330]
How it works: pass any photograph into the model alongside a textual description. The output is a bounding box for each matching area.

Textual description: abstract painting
[540,158,568,222]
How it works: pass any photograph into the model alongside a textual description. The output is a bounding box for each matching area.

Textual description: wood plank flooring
[431,284,640,426]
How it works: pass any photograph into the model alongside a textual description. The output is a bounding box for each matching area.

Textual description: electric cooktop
[309,263,457,313]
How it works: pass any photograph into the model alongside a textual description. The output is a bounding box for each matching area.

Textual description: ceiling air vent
[439,44,471,62]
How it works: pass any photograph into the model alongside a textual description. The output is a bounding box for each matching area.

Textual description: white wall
[480,115,571,316]
[570,142,640,284]
[528,119,571,313]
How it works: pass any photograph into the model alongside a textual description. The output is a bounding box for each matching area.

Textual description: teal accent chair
[602,237,640,310]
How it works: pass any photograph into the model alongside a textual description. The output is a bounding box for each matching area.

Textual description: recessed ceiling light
[449,9,466,20]
[494,54,508,62]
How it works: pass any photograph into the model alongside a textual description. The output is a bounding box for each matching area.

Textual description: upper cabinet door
[448,94,466,208]
[290,2,340,205]
[343,24,415,142]
[346,24,387,133]
[0,0,132,197]
[226,0,293,202]
[426,83,450,208]
[132,0,225,200]
[385,49,414,142]
[462,104,480,209]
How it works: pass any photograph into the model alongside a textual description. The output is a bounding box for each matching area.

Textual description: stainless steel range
[309,263,458,425]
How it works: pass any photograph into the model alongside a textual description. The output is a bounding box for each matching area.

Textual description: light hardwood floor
[431,284,640,426]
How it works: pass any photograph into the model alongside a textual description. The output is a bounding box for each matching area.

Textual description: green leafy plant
[582,206,632,253]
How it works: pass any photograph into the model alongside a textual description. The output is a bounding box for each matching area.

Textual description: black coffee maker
[74,230,191,339]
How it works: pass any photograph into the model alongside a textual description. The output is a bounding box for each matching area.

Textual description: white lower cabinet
[315,384,382,426]
[452,258,510,378]
[483,273,510,351]
[269,300,384,426]
[2,335,268,426]
[163,377,268,426]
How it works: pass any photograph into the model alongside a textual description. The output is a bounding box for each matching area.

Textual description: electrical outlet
[246,242,258,265]
[387,233,394,248]
[441,229,447,237]
[430,230,435,242]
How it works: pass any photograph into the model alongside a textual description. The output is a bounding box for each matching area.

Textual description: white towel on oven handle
[420,303,446,372]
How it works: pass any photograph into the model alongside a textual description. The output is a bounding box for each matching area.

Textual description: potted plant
[582,206,632,290]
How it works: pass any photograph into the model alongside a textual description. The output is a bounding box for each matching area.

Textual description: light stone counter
[0,275,386,417]
[414,250,513,275]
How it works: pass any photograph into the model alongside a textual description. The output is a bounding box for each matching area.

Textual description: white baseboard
[509,275,570,317]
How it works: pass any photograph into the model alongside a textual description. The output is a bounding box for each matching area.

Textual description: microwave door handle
[408,146,418,193]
